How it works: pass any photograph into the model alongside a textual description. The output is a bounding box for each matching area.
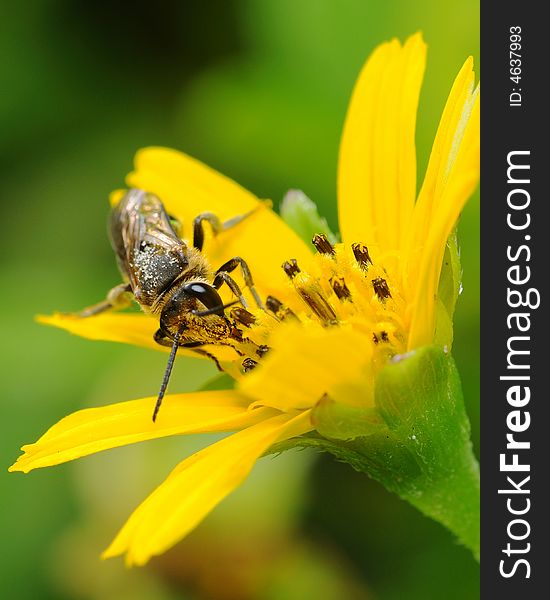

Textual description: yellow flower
[9,33,479,566]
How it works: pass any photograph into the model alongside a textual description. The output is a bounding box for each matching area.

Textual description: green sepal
[270,346,479,559]
[434,230,462,348]
[280,189,338,245]
[311,395,385,440]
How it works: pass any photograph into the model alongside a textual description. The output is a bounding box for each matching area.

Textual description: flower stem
[279,346,480,560]
[293,432,480,560]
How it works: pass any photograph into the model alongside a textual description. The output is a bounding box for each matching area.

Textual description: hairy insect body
[82,187,265,420]
[110,189,229,345]
[110,190,201,303]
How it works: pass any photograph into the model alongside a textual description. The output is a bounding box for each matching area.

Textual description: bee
[79,188,265,421]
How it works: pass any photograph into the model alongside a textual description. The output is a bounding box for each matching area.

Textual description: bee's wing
[143,226,187,254]
[120,206,144,292]
[122,203,190,305]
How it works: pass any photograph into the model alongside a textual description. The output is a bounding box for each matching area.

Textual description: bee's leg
[213,257,265,309]
[153,328,174,347]
[212,271,249,308]
[193,213,222,250]
[153,330,223,371]
[76,283,132,318]
[185,347,223,372]
[193,202,271,251]
[153,331,208,349]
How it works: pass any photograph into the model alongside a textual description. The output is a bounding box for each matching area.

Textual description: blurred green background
[1,1,479,598]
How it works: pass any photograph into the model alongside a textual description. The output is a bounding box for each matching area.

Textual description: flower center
[218,234,410,379]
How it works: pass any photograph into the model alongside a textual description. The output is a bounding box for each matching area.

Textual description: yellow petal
[36,312,240,364]
[428,85,480,248]
[38,312,161,350]
[409,58,477,243]
[407,60,480,349]
[102,410,313,565]
[239,323,375,410]
[126,147,312,300]
[9,391,276,473]
[338,33,427,252]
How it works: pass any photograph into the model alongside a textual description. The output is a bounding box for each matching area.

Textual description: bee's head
[152,282,229,422]
[160,282,225,335]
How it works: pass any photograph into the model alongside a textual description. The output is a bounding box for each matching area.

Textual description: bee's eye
[184,283,224,316]
[161,284,225,333]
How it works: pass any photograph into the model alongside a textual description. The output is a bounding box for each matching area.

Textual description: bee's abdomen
[130,245,185,307]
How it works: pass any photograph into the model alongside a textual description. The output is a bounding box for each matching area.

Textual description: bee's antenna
[152,325,183,422]
[192,299,239,317]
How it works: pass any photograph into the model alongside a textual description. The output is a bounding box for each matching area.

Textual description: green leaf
[280,189,338,245]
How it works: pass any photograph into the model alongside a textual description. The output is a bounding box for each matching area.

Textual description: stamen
[380,331,389,342]
[312,233,335,256]
[372,277,392,300]
[230,307,256,327]
[256,345,270,358]
[352,243,372,269]
[330,276,351,301]
[373,333,379,344]
[265,295,298,321]
[266,295,283,313]
[282,259,301,279]
[242,358,258,373]
[293,273,337,324]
